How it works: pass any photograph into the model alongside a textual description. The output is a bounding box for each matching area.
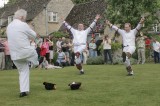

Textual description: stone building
[0,0,107,37]
[0,0,74,36]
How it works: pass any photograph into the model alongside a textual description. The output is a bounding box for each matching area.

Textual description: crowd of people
[0,31,159,71]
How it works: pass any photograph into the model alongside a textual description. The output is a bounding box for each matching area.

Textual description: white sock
[80,69,84,72]
[75,56,81,64]
[124,57,130,67]
[130,71,134,75]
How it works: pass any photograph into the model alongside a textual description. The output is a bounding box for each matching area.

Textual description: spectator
[0,40,5,70]
[30,39,36,49]
[82,47,89,64]
[96,37,103,56]
[36,44,41,60]
[48,38,54,64]
[55,49,66,67]
[89,39,97,57]
[45,38,51,62]
[102,35,113,64]
[39,57,62,69]
[152,38,160,63]
[61,37,70,65]
[56,38,62,52]
[136,32,146,64]
[35,35,43,47]
[3,39,12,70]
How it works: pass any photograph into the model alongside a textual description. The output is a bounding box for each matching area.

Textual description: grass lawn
[0,64,160,106]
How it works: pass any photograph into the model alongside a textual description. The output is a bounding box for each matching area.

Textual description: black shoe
[19,92,27,98]
[80,71,84,75]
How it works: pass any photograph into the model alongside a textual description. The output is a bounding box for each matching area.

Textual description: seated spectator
[39,57,62,69]
[61,37,70,65]
[55,49,66,67]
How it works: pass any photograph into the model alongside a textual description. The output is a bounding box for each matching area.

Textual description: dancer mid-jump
[106,17,145,76]
[63,14,101,74]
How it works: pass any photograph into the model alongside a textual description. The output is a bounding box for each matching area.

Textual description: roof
[0,0,51,26]
[65,0,107,28]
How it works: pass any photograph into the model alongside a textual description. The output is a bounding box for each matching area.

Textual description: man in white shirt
[7,9,39,97]
[106,17,145,76]
[63,14,100,74]
[152,38,160,63]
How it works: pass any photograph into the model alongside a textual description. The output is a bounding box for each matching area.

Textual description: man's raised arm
[86,14,101,34]
[106,20,123,35]
[63,21,76,33]
[133,17,145,34]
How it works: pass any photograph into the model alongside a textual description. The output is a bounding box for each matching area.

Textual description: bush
[52,31,69,38]
[111,43,122,52]
[87,56,104,65]
[53,52,58,63]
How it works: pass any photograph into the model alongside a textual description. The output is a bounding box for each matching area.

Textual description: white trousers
[123,46,136,54]
[74,45,86,53]
[13,53,39,93]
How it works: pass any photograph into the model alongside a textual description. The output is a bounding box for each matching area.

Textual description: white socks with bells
[124,56,134,75]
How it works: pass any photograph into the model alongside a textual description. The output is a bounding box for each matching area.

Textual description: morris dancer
[106,17,145,76]
[63,14,100,74]
[7,9,39,97]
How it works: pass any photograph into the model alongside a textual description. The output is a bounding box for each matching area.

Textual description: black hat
[68,82,81,90]
[43,82,56,90]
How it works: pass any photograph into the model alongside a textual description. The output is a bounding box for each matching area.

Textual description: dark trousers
[45,53,50,62]
[104,49,113,63]
[5,55,12,70]
[97,50,101,56]
[154,51,160,63]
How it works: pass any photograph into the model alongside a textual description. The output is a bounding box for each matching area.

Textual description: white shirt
[7,19,37,60]
[103,39,111,49]
[89,43,97,49]
[56,41,62,50]
[153,41,160,53]
[112,24,142,47]
[64,19,97,45]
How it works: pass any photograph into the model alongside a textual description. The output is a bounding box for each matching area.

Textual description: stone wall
[32,0,74,36]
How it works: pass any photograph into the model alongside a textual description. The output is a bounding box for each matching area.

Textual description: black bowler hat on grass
[43,82,56,90]
[68,82,81,90]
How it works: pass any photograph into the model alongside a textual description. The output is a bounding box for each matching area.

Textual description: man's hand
[140,17,145,24]
[106,20,112,27]
[95,14,101,20]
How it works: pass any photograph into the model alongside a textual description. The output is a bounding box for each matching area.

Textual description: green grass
[0,64,160,106]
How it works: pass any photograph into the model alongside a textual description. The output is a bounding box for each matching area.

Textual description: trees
[106,0,160,30]
[6,0,17,5]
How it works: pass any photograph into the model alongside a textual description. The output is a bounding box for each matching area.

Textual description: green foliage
[87,56,104,65]
[111,42,122,52]
[72,0,93,4]
[1,65,160,106]
[6,0,17,6]
[146,33,160,42]
[52,31,68,38]
[106,0,160,30]
[53,52,58,63]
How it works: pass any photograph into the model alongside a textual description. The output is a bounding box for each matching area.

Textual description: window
[48,12,58,22]
[8,15,14,24]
